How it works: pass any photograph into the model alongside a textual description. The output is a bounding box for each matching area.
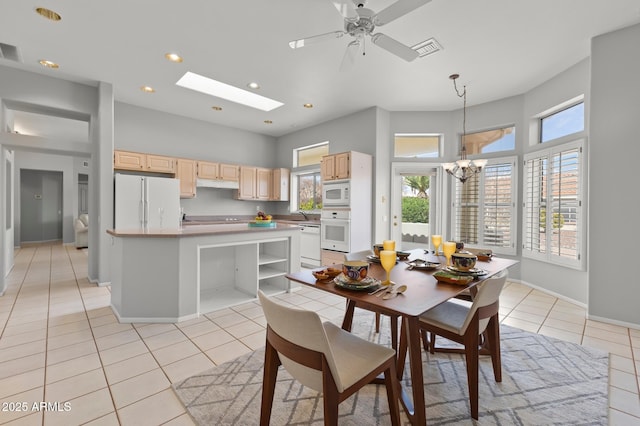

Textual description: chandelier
[442,74,487,183]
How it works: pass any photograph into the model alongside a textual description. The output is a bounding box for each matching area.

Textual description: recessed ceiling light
[176,72,283,112]
[211,106,222,111]
[35,7,61,21]
[140,86,155,93]
[264,120,273,124]
[38,59,59,69]
[165,53,183,63]
[247,82,260,90]
[303,103,313,108]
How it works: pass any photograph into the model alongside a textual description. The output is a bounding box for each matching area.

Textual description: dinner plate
[445,266,488,276]
[433,271,475,285]
[406,259,440,270]
[333,273,380,291]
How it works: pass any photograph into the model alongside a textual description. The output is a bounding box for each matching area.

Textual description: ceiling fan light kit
[288,0,431,67]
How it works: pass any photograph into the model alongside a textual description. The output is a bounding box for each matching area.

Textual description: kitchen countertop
[106,222,302,238]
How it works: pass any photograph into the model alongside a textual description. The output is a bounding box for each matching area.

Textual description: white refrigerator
[114,174,181,229]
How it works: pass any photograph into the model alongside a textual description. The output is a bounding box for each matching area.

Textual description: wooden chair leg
[260,341,281,426]
[486,315,502,382]
[396,319,407,379]
[321,359,340,426]
[383,361,401,426]
[429,332,436,354]
[375,312,381,333]
[464,323,480,420]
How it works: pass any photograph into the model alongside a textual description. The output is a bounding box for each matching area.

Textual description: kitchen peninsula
[107,223,301,323]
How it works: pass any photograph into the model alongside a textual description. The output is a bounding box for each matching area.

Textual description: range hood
[196,178,239,189]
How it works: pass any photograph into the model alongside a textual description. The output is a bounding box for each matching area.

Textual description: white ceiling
[1,0,638,138]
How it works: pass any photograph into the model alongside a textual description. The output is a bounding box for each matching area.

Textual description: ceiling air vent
[411,38,443,58]
[0,43,23,62]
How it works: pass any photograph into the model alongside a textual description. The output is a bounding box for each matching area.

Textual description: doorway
[390,163,444,251]
[20,169,63,243]
[78,173,89,215]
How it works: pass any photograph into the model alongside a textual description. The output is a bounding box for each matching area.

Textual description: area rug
[173,312,608,425]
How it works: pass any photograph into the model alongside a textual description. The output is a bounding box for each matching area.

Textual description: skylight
[176,72,284,112]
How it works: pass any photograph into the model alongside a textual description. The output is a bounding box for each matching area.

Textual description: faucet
[298,210,309,220]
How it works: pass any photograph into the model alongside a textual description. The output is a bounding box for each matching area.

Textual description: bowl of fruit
[254,211,272,223]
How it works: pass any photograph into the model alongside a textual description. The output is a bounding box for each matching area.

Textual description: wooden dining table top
[286,250,519,319]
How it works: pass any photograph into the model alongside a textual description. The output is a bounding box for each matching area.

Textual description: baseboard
[587,314,640,331]
[111,304,198,324]
[510,278,587,309]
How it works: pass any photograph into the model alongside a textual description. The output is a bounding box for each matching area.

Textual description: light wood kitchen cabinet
[114,150,146,171]
[176,158,197,198]
[197,161,240,181]
[321,249,345,266]
[114,150,176,173]
[237,166,271,200]
[146,154,175,173]
[320,152,350,181]
[271,168,290,201]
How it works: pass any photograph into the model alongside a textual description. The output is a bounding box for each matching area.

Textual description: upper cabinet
[271,168,290,201]
[197,161,240,182]
[176,159,197,198]
[114,150,175,174]
[321,152,350,181]
[237,166,272,200]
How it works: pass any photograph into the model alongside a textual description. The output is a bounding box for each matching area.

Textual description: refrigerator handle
[140,178,146,228]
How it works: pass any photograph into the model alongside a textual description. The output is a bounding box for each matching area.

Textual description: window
[297,172,322,210]
[295,142,328,167]
[394,134,440,158]
[540,102,584,143]
[523,140,583,268]
[464,126,515,154]
[452,157,516,254]
[292,142,327,212]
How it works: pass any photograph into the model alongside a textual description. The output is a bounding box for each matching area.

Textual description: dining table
[285,249,518,425]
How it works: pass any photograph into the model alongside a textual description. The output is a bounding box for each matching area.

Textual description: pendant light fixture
[443,74,487,183]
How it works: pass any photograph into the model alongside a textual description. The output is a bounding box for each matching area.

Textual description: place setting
[433,244,488,285]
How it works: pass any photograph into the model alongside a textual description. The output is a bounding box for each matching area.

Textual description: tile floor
[0,244,638,425]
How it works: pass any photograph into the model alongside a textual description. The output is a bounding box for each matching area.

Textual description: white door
[390,163,444,251]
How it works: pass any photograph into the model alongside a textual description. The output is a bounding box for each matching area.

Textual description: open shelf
[200,286,255,314]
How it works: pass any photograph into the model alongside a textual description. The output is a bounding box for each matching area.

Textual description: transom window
[394,134,441,158]
[294,142,328,167]
[464,126,515,154]
[540,102,584,143]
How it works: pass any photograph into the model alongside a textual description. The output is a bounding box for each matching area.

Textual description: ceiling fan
[289,0,432,69]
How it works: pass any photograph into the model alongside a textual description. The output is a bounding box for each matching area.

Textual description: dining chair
[258,291,401,426]
[398,270,508,420]
[343,250,400,350]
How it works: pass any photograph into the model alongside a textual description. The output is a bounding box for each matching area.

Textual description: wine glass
[383,240,396,251]
[443,241,456,267]
[431,234,442,255]
[379,250,396,286]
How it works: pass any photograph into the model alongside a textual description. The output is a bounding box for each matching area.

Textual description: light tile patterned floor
[0,244,638,425]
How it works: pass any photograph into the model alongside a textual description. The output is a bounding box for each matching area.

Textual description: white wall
[589,23,640,325]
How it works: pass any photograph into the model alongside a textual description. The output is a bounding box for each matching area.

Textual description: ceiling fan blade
[288,30,346,49]
[373,0,432,26]
[339,40,361,72]
[330,0,359,22]
[371,33,419,61]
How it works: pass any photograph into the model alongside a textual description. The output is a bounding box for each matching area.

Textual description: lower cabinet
[321,249,345,266]
[199,239,289,313]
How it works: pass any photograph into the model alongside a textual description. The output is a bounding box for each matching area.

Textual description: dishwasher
[299,224,321,267]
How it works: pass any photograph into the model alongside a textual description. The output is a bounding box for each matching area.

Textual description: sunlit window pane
[541,103,584,143]
[394,134,440,158]
[296,143,328,167]
[464,126,515,154]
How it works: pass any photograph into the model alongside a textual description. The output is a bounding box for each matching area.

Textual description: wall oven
[322,181,350,207]
[321,210,350,252]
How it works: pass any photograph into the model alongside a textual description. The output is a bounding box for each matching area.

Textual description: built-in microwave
[322,181,350,206]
